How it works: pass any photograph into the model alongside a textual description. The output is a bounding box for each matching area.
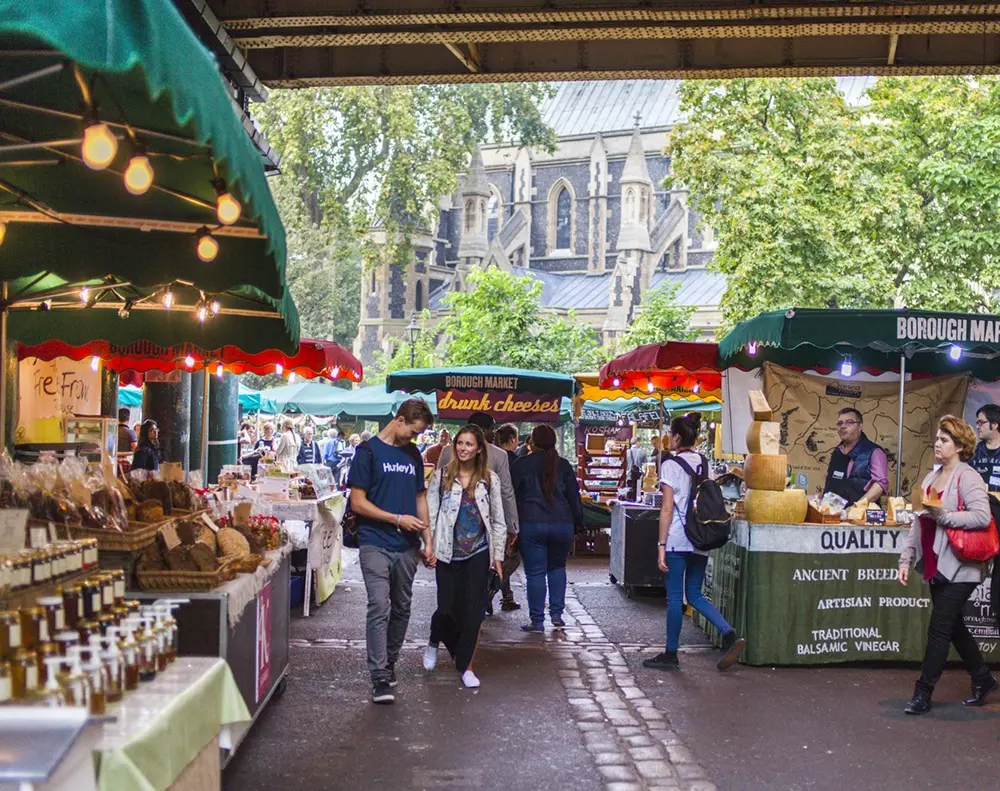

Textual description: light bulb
[0,220,6,246]
[82,123,117,170]
[90,356,100,372]
[124,155,154,195]
[195,229,219,263]
[184,355,195,369]
[275,363,283,376]
[79,287,89,303]
[841,359,853,377]
[747,342,758,357]
[196,305,208,322]
[693,383,701,393]
[288,372,296,384]
[117,304,130,319]
[647,381,655,393]
[612,377,621,388]
[215,363,223,379]
[210,299,220,315]
[331,366,341,380]
[162,290,174,309]
[216,192,241,225]
[949,345,962,361]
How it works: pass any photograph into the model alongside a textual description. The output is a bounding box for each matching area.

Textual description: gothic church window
[556,187,572,250]
[480,199,487,234]
[465,199,475,232]
[625,188,636,222]
[640,191,648,223]
[370,269,377,294]
[415,281,424,312]
[487,188,502,242]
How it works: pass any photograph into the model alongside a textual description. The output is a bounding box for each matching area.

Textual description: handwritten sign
[0,509,29,553]
[436,389,561,423]
[255,581,273,703]
[17,357,100,425]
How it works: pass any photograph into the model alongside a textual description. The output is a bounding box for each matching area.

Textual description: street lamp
[406,314,420,368]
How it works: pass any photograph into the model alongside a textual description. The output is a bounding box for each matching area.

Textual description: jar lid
[36,596,63,606]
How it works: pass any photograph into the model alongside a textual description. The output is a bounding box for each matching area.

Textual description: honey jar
[10,555,31,590]
[109,570,126,606]
[81,578,101,619]
[76,619,99,646]
[19,606,45,651]
[97,573,114,610]
[0,660,11,703]
[82,539,99,569]
[61,585,83,629]
[37,642,59,684]
[53,631,79,657]
[30,549,52,585]
[10,649,39,699]
[37,596,66,637]
[0,610,21,660]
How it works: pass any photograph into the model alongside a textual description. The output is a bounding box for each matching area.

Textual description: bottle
[110,570,126,607]
[161,600,188,664]
[53,630,80,658]
[61,648,91,709]
[38,657,71,707]
[61,585,84,630]
[37,596,66,639]
[81,642,108,715]
[97,573,115,611]
[102,628,125,704]
[37,642,60,684]
[0,660,11,703]
[121,619,140,692]
[137,615,158,682]
[0,610,21,661]
[152,607,170,671]
[10,649,39,699]
[19,606,45,652]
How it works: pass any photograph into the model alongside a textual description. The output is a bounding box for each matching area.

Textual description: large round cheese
[746,421,781,455]
[743,454,788,491]
[744,488,808,524]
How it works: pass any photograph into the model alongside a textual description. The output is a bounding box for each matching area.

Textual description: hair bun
[684,412,702,429]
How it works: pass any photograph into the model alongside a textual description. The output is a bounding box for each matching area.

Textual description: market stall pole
[596,342,723,594]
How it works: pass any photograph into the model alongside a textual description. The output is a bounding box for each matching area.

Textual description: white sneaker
[461,670,480,689]
[423,644,438,671]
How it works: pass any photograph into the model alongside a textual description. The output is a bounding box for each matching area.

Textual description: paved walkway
[224,555,1000,791]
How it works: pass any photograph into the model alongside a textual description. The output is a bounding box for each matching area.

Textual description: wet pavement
[224,555,1000,791]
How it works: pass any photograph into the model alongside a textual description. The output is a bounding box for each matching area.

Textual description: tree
[618,282,698,348]
[666,77,1000,329]
[254,84,557,358]
[441,267,601,374]
[364,311,441,386]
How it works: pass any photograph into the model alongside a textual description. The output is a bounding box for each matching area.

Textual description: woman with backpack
[424,424,507,688]
[644,413,746,672]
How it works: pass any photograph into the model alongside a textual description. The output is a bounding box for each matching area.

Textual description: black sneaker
[501,598,521,611]
[717,631,747,671]
[372,680,395,704]
[387,664,398,688]
[643,651,679,671]
[485,597,494,616]
[551,615,566,628]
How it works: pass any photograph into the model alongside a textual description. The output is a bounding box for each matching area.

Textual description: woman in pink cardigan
[898,415,996,715]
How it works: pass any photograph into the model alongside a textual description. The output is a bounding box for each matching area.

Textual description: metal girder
[198,1,1000,85]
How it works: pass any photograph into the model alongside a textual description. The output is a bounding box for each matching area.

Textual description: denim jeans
[519,521,574,624]
[916,577,991,697]
[359,545,420,682]
[664,551,732,653]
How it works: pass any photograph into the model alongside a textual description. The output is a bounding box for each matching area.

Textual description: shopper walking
[348,399,436,704]
[297,425,322,465]
[898,415,997,715]
[511,425,583,632]
[273,419,299,468]
[424,425,506,688]
[423,428,451,467]
[438,412,520,613]
[644,413,745,672]
[492,423,524,613]
[131,420,160,473]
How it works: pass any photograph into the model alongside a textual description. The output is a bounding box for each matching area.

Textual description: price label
[0,509,30,553]
[866,509,887,526]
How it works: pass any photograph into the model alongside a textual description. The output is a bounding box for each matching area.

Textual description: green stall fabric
[239,383,276,414]
[259,382,359,416]
[333,384,437,420]
[118,385,141,408]
[0,0,288,300]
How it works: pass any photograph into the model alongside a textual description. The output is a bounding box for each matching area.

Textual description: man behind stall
[973,404,1000,493]
[824,407,888,506]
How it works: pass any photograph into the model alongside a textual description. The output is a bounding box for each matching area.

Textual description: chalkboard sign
[866,509,887,526]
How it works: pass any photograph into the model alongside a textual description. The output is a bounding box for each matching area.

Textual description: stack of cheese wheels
[743,390,807,524]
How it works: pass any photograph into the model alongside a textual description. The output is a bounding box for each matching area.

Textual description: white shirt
[660,450,708,556]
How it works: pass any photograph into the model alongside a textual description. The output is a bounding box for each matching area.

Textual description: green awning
[239,384,276,414]
[387,365,578,399]
[119,384,142,408]
[333,384,437,420]
[0,0,287,299]
[259,382,357,416]
[719,308,1000,379]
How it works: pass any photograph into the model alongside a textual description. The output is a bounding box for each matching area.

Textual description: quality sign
[436,389,561,423]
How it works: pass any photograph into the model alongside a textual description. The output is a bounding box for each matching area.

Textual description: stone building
[353,81,719,366]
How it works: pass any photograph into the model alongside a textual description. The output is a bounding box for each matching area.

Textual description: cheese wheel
[744,488,808,524]
[746,421,781,455]
[748,390,773,421]
[743,454,788,491]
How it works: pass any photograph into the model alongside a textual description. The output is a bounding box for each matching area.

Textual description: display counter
[609,502,664,596]
[703,519,1000,666]
[270,493,344,615]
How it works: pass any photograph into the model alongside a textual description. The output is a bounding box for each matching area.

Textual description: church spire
[617,127,653,252]
[457,145,490,263]
[621,125,653,186]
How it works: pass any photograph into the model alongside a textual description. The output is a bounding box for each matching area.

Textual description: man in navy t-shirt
[348,398,435,704]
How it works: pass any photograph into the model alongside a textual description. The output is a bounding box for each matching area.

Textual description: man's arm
[862,448,889,503]
[349,487,425,533]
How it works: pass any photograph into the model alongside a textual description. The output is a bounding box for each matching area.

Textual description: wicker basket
[136,559,237,592]
[64,517,169,552]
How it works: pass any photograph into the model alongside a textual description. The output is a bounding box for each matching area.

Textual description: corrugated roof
[540,78,876,137]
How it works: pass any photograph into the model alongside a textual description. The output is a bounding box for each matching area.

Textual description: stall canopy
[0,0,288,299]
[575,371,720,406]
[119,384,142,408]
[598,342,722,396]
[719,308,1000,378]
[387,365,577,424]
[333,384,436,421]
[239,384,276,414]
[259,382,354,416]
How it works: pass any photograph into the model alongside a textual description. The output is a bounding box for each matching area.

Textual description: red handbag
[944,474,1000,563]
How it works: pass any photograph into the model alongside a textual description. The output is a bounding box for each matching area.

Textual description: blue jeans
[664,551,732,653]
[520,521,574,624]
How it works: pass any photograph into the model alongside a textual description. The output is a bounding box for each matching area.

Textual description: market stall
[596,342,723,594]
[707,308,1000,665]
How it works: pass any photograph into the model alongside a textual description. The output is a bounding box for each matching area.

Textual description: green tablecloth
[96,657,250,791]
[703,520,1000,666]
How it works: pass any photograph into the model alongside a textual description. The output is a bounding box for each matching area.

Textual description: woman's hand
[657,545,668,574]
[421,546,437,568]
[493,560,504,580]
[898,566,909,586]
[924,504,944,522]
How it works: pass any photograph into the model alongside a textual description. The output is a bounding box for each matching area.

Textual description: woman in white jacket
[424,424,506,688]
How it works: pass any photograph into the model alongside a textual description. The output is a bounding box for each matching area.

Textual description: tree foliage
[667,77,1000,328]
[441,267,600,374]
[364,311,441,386]
[618,282,698,348]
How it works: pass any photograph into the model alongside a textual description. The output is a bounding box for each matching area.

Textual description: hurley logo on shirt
[383,462,415,475]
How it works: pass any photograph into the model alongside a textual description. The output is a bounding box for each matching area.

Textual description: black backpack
[666,453,733,552]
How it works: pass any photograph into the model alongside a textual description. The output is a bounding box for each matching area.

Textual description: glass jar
[37,596,66,638]
[0,557,12,592]
[76,619,99,646]
[0,660,10,703]
[110,570,126,606]
[0,610,21,660]
[64,542,83,574]
[97,574,115,610]
[112,605,129,625]
[102,648,123,704]
[81,578,101,620]
[11,555,31,590]
[19,607,45,652]
[30,549,51,586]
[53,631,79,657]
[50,546,67,580]
[10,649,39,699]
[37,642,59,684]
[83,660,107,715]
[82,539,99,569]
[97,612,116,637]
[61,585,83,629]
[137,631,157,682]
